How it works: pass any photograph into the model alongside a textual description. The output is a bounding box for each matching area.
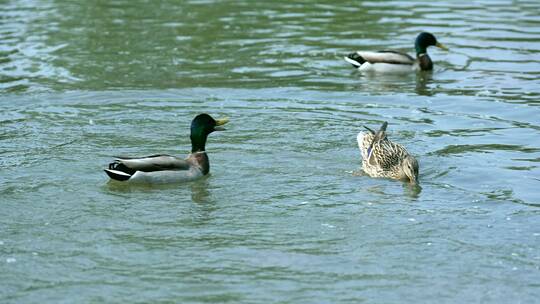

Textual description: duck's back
[357,131,410,178]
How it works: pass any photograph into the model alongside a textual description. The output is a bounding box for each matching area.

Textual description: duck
[357,122,419,184]
[344,32,448,73]
[104,113,229,184]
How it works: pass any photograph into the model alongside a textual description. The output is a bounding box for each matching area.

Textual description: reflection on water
[403,182,422,199]
[415,73,434,96]
[190,177,212,204]
[105,175,212,204]
[352,167,423,198]
[1,0,540,303]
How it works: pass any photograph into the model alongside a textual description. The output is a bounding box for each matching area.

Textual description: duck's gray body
[344,32,446,73]
[357,122,419,183]
[105,152,209,184]
[104,113,229,184]
[345,51,422,73]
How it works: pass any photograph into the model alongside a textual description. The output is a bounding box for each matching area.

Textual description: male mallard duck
[344,32,448,73]
[357,122,419,184]
[104,113,229,183]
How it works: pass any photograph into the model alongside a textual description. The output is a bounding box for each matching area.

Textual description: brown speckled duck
[357,122,419,184]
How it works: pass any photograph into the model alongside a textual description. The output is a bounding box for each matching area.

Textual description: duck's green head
[415,32,448,55]
[190,113,229,152]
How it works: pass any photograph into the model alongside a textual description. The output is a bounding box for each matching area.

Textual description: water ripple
[1,1,540,303]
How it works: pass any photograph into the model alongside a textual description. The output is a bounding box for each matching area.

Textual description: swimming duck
[104,113,229,183]
[357,122,419,184]
[344,32,448,73]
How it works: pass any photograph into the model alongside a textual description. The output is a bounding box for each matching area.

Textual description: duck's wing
[104,154,190,181]
[367,51,415,64]
[370,122,388,146]
[367,122,388,165]
[371,141,409,170]
[347,51,415,66]
[113,154,190,172]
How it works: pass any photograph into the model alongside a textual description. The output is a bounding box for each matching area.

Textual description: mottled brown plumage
[357,122,419,184]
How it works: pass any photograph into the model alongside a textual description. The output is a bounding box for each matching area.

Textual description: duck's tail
[372,121,388,144]
[344,52,365,68]
[104,161,135,181]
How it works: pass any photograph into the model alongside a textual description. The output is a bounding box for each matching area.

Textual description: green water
[1,0,540,303]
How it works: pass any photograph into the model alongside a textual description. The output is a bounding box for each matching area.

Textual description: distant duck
[104,114,229,184]
[357,122,419,184]
[344,32,448,73]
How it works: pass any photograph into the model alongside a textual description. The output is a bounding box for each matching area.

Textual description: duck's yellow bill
[214,117,229,130]
[215,117,229,126]
[436,42,448,51]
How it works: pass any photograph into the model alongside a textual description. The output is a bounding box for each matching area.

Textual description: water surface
[1,0,540,303]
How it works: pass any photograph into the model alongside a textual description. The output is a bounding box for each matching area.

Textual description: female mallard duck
[104,113,229,184]
[344,32,448,73]
[357,122,419,184]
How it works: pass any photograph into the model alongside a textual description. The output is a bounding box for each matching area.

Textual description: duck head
[415,32,448,55]
[190,114,229,152]
[401,155,419,185]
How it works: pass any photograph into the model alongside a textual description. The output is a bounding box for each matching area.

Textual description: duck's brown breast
[189,152,210,175]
